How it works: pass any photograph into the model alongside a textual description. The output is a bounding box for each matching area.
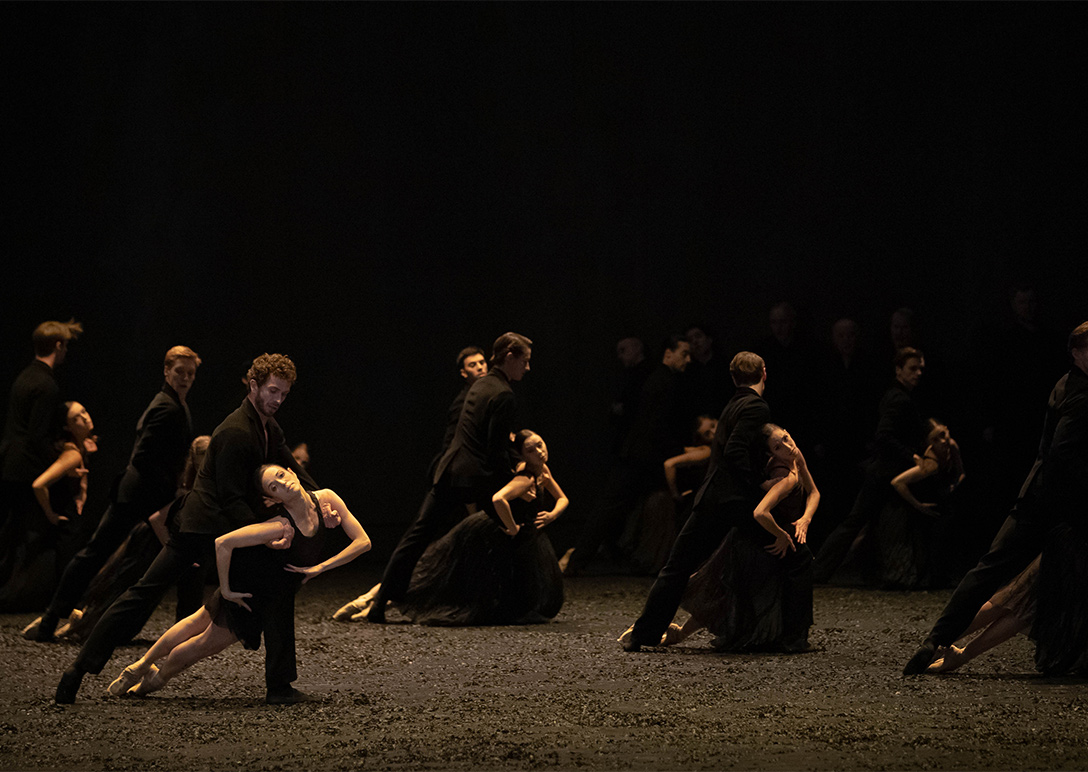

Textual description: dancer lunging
[113,464,369,697]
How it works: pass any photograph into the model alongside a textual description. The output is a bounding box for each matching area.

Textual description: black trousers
[569,459,660,571]
[928,508,1052,647]
[47,498,156,618]
[74,532,215,674]
[372,480,483,606]
[812,471,890,582]
[630,500,746,646]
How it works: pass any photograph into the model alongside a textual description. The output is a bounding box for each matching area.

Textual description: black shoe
[617,626,641,652]
[779,640,820,654]
[364,604,386,624]
[55,667,85,704]
[903,640,938,675]
[34,614,60,642]
[266,686,309,705]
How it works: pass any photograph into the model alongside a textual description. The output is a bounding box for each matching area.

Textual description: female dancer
[110,464,369,696]
[874,418,965,589]
[1,402,97,611]
[650,423,819,650]
[345,430,568,626]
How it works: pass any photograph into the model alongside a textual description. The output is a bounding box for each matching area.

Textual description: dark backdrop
[2,4,1084,555]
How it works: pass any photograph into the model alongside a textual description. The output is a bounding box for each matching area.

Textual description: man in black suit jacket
[812,347,927,582]
[0,320,82,556]
[56,354,316,704]
[32,347,200,642]
[621,352,776,651]
[427,346,488,480]
[904,321,1088,674]
[563,334,691,576]
[366,332,532,623]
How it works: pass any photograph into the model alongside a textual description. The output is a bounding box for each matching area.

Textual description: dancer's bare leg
[929,610,1029,673]
[131,621,238,694]
[109,607,213,695]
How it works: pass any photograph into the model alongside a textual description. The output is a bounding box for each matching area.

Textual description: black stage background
[2,5,1084,556]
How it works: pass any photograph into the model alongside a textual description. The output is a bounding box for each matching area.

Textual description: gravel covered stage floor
[2,568,1086,771]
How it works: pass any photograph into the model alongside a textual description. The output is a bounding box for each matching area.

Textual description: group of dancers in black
[1,319,1085,706]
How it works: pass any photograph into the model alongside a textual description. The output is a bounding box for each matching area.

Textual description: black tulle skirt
[398,512,564,626]
[1032,524,1088,675]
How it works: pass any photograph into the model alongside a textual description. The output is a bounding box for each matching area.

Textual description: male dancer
[903,321,1088,674]
[56,354,316,704]
[366,332,531,623]
[429,346,488,477]
[563,334,691,575]
[621,352,799,651]
[29,346,200,642]
[813,347,927,582]
[0,320,83,568]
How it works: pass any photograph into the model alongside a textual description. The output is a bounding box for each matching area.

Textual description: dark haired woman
[395,430,568,626]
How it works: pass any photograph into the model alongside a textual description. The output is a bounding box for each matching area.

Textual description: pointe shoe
[660,623,686,646]
[333,597,371,621]
[21,616,44,640]
[55,609,82,639]
[108,663,149,696]
[127,666,164,697]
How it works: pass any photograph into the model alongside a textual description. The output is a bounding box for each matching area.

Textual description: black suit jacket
[0,360,63,482]
[621,364,686,467]
[693,387,771,511]
[871,381,926,478]
[177,398,316,535]
[114,384,194,510]
[433,369,515,490]
[1016,366,1088,517]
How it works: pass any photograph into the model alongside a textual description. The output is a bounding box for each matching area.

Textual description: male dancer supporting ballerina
[56,354,318,704]
[621,352,809,653]
[365,332,532,623]
[30,346,200,642]
[903,321,1088,674]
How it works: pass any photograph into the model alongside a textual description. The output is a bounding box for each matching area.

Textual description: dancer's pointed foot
[333,597,371,621]
[927,645,967,674]
[108,662,150,696]
[127,666,164,697]
[660,623,685,646]
[557,547,575,573]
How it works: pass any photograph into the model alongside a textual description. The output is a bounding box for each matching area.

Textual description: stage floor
[2,569,1085,771]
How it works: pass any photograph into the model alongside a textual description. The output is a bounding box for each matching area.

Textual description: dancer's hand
[222,589,253,611]
[285,563,323,583]
[268,522,295,550]
[765,531,795,558]
[535,510,557,529]
[502,522,520,537]
[915,501,939,517]
[792,516,811,544]
[321,501,341,528]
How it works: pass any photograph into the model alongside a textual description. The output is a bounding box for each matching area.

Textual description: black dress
[206,493,327,650]
[871,449,958,590]
[680,461,813,651]
[398,478,564,626]
[1032,523,1088,675]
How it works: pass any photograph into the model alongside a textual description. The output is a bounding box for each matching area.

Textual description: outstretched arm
[535,466,569,529]
[215,518,294,611]
[285,490,372,583]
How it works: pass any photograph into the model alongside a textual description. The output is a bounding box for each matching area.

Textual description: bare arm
[492,475,534,537]
[535,466,569,529]
[285,490,372,583]
[891,455,940,515]
[31,445,84,525]
[753,470,799,558]
[791,453,820,545]
[948,439,966,490]
[215,519,293,610]
[663,446,711,500]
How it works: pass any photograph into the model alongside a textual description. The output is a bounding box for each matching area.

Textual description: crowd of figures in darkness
[0,287,1086,707]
